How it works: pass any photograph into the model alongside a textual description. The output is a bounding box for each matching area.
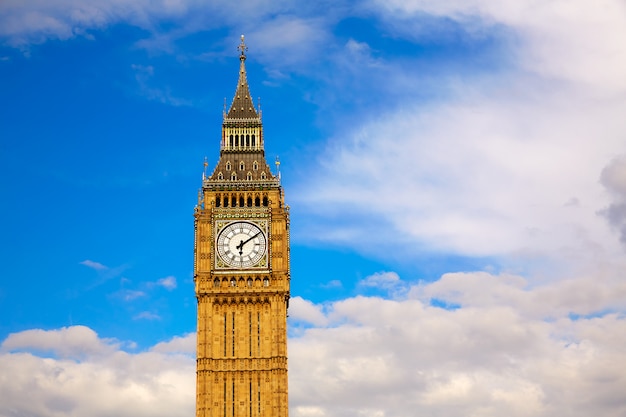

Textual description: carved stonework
[193,37,290,417]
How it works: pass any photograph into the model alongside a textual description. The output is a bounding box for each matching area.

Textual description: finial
[238,34,248,61]
[203,156,208,180]
[275,156,281,181]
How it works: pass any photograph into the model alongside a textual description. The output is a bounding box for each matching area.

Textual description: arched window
[214,279,220,288]
[226,162,231,171]
[229,135,233,147]
[246,172,252,180]
[216,196,221,207]
[260,172,266,180]
[247,278,253,287]
[240,162,245,171]
[247,196,252,207]
[251,135,256,147]
[224,197,229,207]
[231,196,237,207]
[255,196,260,207]
[239,196,244,207]
[263,278,269,287]
[253,161,258,171]
[218,172,224,180]
[230,278,237,287]
[246,135,250,147]
[263,196,268,206]
[235,135,239,147]
[231,173,237,180]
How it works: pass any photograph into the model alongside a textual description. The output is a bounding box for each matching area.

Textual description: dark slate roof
[226,56,259,120]
[208,151,276,182]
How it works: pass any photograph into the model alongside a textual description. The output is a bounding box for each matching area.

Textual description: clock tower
[194,36,290,417]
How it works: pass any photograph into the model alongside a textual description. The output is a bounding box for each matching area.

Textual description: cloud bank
[2,270,625,417]
[0,327,195,417]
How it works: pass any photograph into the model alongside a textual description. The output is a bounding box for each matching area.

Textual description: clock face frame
[216,221,267,268]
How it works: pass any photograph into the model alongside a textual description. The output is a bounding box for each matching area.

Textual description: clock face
[216,221,267,268]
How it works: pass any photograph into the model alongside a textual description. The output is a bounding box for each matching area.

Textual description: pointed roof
[226,35,259,120]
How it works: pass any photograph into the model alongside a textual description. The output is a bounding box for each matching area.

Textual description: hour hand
[236,239,245,254]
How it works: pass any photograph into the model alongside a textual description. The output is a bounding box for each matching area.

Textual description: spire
[226,35,259,120]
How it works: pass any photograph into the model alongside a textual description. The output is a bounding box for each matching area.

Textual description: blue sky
[1,1,626,416]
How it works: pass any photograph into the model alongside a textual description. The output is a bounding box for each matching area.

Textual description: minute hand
[236,231,261,252]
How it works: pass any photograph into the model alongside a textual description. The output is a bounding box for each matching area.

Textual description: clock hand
[236,232,261,253]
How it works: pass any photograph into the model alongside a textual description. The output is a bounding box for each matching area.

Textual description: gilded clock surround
[193,36,290,417]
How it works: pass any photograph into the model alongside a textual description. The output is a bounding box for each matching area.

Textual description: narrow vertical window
[257,312,261,355]
[252,135,256,147]
[247,196,252,207]
[249,380,253,417]
[255,197,260,207]
[249,311,252,356]
[216,196,221,207]
[229,135,234,147]
[232,312,235,356]
[224,380,227,417]
[232,381,235,417]
[257,378,261,415]
[262,196,268,206]
[246,134,250,147]
[239,196,245,207]
[235,135,239,147]
[224,312,227,356]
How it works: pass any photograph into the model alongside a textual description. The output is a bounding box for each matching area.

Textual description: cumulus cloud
[289,296,328,327]
[150,333,195,354]
[289,272,626,417]
[0,327,194,417]
[2,268,626,417]
[1,325,118,358]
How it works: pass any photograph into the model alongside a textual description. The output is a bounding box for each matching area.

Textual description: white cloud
[359,271,402,289]
[292,1,626,278]
[156,275,177,290]
[114,289,146,301]
[289,296,328,327]
[150,333,195,354]
[2,268,626,416]
[1,325,118,358]
[289,273,626,417]
[0,327,194,417]
[80,259,108,270]
[133,311,161,320]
